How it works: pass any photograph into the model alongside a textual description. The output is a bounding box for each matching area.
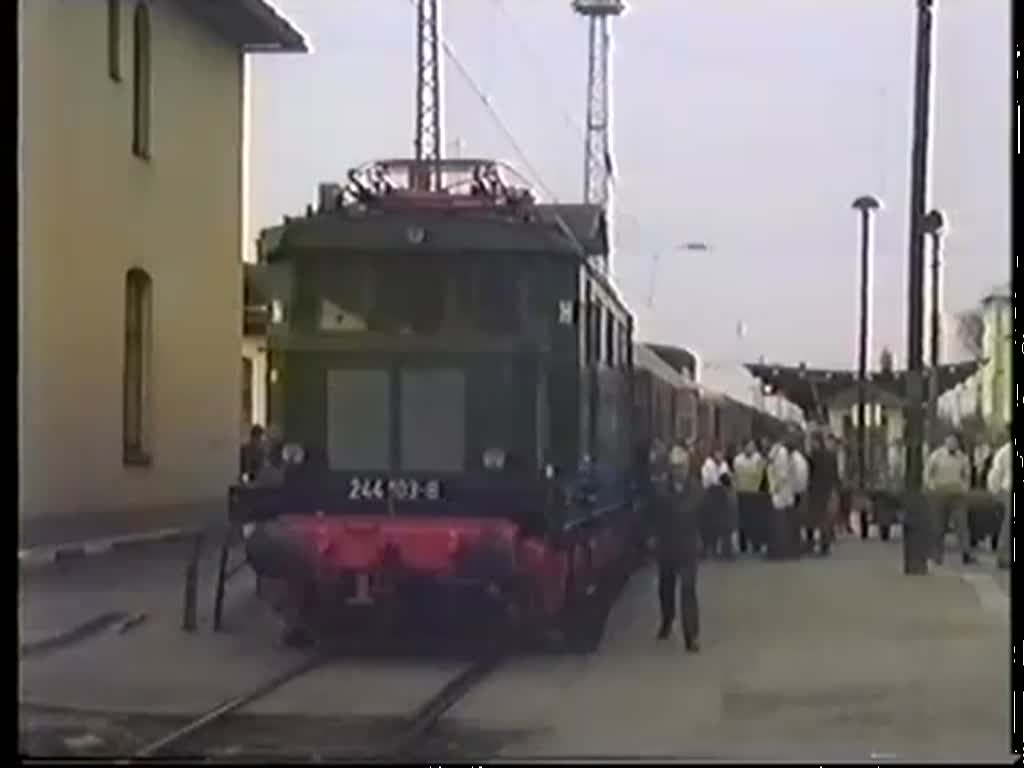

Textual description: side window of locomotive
[400,368,466,472]
[368,256,444,334]
[604,313,615,368]
[588,303,601,364]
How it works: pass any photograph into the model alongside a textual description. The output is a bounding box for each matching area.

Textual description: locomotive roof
[263,203,608,261]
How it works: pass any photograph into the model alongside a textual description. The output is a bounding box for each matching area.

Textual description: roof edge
[179,0,309,53]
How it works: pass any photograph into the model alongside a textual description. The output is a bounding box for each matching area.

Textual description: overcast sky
[249,0,1010,400]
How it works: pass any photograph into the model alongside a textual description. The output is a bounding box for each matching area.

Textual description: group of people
[645,431,843,651]
[647,427,1014,649]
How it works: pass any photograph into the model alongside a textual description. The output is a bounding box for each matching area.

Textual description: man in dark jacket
[653,442,701,652]
[808,433,840,555]
[240,425,266,483]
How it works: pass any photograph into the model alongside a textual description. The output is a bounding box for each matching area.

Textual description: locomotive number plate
[347,477,442,502]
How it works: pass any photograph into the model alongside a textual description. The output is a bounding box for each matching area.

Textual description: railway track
[22,650,507,760]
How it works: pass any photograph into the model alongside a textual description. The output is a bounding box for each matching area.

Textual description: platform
[19,536,1012,761]
[450,540,1011,761]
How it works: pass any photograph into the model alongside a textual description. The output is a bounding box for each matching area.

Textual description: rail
[125,651,503,759]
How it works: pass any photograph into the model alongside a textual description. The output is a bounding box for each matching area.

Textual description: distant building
[242,224,285,431]
[979,289,1011,432]
[19,0,306,521]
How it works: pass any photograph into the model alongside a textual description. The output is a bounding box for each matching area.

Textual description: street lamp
[923,208,947,448]
[646,241,714,307]
[903,0,938,576]
[852,195,882,497]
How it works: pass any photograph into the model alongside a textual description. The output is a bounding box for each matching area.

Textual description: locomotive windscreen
[322,361,533,476]
[312,254,522,335]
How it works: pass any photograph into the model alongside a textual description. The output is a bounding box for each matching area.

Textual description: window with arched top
[123,268,153,465]
[132,1,151,159]
[108,0,121,81]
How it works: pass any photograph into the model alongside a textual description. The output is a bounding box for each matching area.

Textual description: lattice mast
[414,0,443,190]
[573,1,624,213]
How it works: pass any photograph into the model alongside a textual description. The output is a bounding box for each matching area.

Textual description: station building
[18,1,306,523]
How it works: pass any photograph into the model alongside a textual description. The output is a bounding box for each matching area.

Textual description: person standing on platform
[789,435,810,556]
[240,424,266,484]
[701,447,736,558]
[988,435,1012,570]
[734,440,767,555]
[972,442,993,490]
[924,434,974,565]
[767,439,795,559]
[808,433,840,555]
[652,441,701,651]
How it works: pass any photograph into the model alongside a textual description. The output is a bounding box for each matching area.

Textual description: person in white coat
[766,440,794,559]
[788,437,810,553]
[988,436,1012,569]
[924,434,973,565]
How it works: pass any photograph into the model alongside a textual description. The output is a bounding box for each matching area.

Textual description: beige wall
[20,0,245,519]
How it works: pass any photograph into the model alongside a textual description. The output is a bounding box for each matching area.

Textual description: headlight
[483,447,506,470]
[282,442,305,465]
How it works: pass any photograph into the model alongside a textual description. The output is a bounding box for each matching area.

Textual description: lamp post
[646,241,713,307]
[902,0,938,576]
[923,208,947,448]
[852,195,882,497]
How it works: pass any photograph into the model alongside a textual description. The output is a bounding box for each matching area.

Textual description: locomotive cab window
[368,256,444,334]
[317,259,370,332]
[475,259,521,334]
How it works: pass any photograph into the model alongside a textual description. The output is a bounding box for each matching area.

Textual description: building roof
[745,360,981,416]
[179,0,308,53]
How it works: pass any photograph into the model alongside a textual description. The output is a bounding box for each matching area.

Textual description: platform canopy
[744,360,982,419]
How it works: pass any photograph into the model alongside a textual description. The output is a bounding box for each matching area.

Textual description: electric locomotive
[235,158,638,650]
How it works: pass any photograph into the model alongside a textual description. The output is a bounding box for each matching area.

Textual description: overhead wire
[405,0,669,306]
[486,0,673,281]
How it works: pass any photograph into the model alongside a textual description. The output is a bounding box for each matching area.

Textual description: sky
[248,0,1011,402]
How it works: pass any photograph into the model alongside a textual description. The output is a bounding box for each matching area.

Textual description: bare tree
[956,309,985,359]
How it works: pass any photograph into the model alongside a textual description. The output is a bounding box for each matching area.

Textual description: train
[233,158,789,652]
[632,341,790,458]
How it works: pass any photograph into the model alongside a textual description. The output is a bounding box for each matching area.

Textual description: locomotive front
[238,159,610,641]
